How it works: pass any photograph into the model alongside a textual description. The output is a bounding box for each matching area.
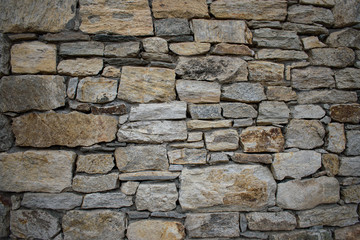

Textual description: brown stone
[322,154,339,176]
[76,154,114,174]
[334,223,360,240]
[127,220,185,240]
[232,153,272,164]
[152,0,208,19]
[187,120,233,130]
[240,126,284,153]
[212,43,254,56]
[266,86,297,102]
[330,104,360,124]
[248,61,284,85]
[169,42,210,56]
[341,185,360,203]
[76,77,118,104]
[57,58,103,76]
[91,103,127,115]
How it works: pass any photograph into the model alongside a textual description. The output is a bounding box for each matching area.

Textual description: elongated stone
[121,181,139,195]
[248,61,284,85]
[298,90,357,104]
[57,58,103,76]
[288,5,334,26]
[266,86,297,102]
[104,42,140,57]
[176,80,221,103]
[72,173,119,193]
[168,149,207,164]
[205,129,239,151]
[187,120,233,130]
[257,101,290,125]
[253,28,301,50]
[283,22,329,35]
[302,36,327,50]
[60,42,104,56]
[129,102,186,121]
[330,104,360,123]
[42,32,90,42]
[212,43,254,56]
[335,68,360,89]
[246,212,296,231]
[232,153,272,164]
[170,141,204,149]
[309,47,355,68]
[221,103,257,119]
[21,193,82,210]
[290,105,325,119]
[256,49,308,61]
[189,104,222,120]
[240,126,284,153]
[127,220,185,240]
[326,28,360,49]
[339,156,360,176]
[222,82,266,103]
[76,154,114,174]
[152,0,208,19]
[119,171,180,181]
[142,37,168,53]
[76,77,117,103]
[300,0,335,7]
[170,42,210,56]
[326,123,346,153]
[270,229,333,240]
[291,67,335,90]
[82,192,132,209]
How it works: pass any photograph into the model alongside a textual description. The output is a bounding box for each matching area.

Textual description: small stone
[335,68,360,89]
[102,66,121,78]
[322,153,339,176]
[91,103,127,115]
[154,18,190,36]
[246,212,296,231]
[241,231,269,239]
[21,193,82,210]
[168,149,207,165]
[302,36,327,50]
[326,28,360,49]
[288,5,334,26]
[188,132,203,142]
[104,42,140,58]
[290,105,325,119]
[332,0,360,28]
[60,42,104,56]
[248,20,282,29]
[212,43,254,56]
[72,173,119,193]
[300,0,335,7]
[142,37,168,53]
[82,192,132,209]
[152,0,208,19]
[298,89,357,104]
[233,118,254,127]
[0,34,10,76]
[76,154,114,174]
[205,129,239,151]
[334,223,360,240]
[129,102,186,121]
[121,181,139,195]
[127,211,150,219]
[141,52,174,63]
[248,61,284,85]
[257,101,290,125]
[346,130,360,156]
[221,82,266,103]
[187,120,232,130]
[326,123,346,153]
[221,103,258,119]
[253,28,301,50]
[309,47,355,68]
[69,100,91,112]
[232,153,272,164]
[208,152,230,165]
[291,67,335,90]
[67,77,78,100]
[127,220,185,240]
[270,229,333,240]
[170,42,210,56]
[170,141,204,149]
[169,165,184,172]
[0,115,13,151]
[277,177,340,210]
[266,86,297,102]
[136,182,178,212]
[119,171,180,181]
[151,211,186,219]
[42,32,90,42]
[256,49,308,61]
[339,156,360,176]
[330,104,360,123]
[76,77,117,103]
[8,33,37,41]
[341,185,360,203]
[240,126,284,153]
[176,80,221,103]
[283,22,329,35]
[0,200,9,237]
[57,58,103,76]
[189,104,221,120]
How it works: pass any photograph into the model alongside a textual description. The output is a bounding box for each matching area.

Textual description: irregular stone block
[232,153,272,164]
[322,153,339,176]
[326,123,346,153]
[141,52,174,63]
[221,82,266,103]
[234,118,254,127]
[300,0,335,7]
[205,129,239,151]
[256,49,308,61]
[335,68,360,89]
[127,220,185,240]
[246,212,296,231]
[208,152,230,165]
[168,149,207,165]
[334,223,360,240]
[332,0,360,28]
[42,32,90,42]
[82,192,132,209]
[76,77,117,103]
[339,156,360,176]
[72,173,119,193]
[187,120,233,130]
[298,89,357,104]
[330,104,360,123]
[119,171,180,181]
[129,102,186,121]
[91,103,127,115]
[102,66,121,78]
[176,80,221,103]
[76,154,114,174]
[291,105,325,119]
[341,185,360,203]
[266,86,297,102]
[170,42,210,56]
[221,103,257,119]
[288,5,334,26]
[302,36,327,50]
[152,0,208,19]
[283,22,329,35]
[104,42,140,57]
[253,28,301,50]
[346,130,360,156]
[0,200,9,237]
[327,28,360,49]
[189,104,222,120]
[0,34,10,76]
[57,58,103,76]
[121,181,139,195]
[154,18,190,36]
[21,193,82,210]
[67,77,78,100]
[248,61,284,85]
[170,141,204,149]
[270,229,332,240]
[142,37,168,53]
[212,43,254,56]
[0,115,13,151]
[240,126,284,153]
[60,41,104,56]
[309,47,355,68]
[291,67,335,90]
[257,101,290,125]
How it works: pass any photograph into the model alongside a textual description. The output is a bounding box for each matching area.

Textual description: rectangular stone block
[240,126,284,153]
[291,67,335,90]
[72,173,119,193]
[76,77,118,103]
[21,193,82,210]
[57,58,103,76]
[104,42,140,58]
[205,129,239,151]
[248,61,284,85]
[59,41,104,56]
[168,149,207,164]
[187,120,233,130]
[0,34,10,76]
[246,212,296,231]
[129,102,187,121]
[176,80,221,103]
[253,28,301,50]
[298,90,357,104]
[119,171,180,181]
[82,192,133,209]
[76,154,114,174]
[152,0,208,19]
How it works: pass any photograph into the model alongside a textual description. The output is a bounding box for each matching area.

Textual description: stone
[0,151,75,193]
[91,103,127,115]
[266,86,297,102]
[299,0,335,7]
[72,173,119,193]
[241,231,269,239]
[0,0,76,33]
[221,82,266,103]
[10,210,60,239]
[257,101,290,125]
[248,20,282,29]
[57,58,103,76]
[105,58,149,67]
[326,28,360,49]
[13,112,117,147]
[285,119,325,149]
[322,154,339,176]
[76,77,117,103]
[136,182,178,212]
[210,0,287,21]
[288,5,334,26]
[334,223,360,240]
[192,19,252,44]
[256,49,308,61]
[0,115,13,151]
[246,212,296,231]
[142,37,168,53]
[0,200,9,237]
[248,61,284,85]
[104,42,140,57]
[63,210,126,240]
[221,103,258,119]
[151,211,186,219]
[208,152,230,165]
[42,32,90,42]
[0,34,10,76]
[346,130,360,156]
[127,220,185,240]
[341,185,360,203]
[302,36,327,50]
[326,123,346,153]
[8,33,37,41]
[121,181,139,195]
[115,145,168,172]
[339,156,360,176]
[309,48,355,68]
[118,66,176,103]
[170,141,204,149]
[168,149,207,165]
[176,56,248,82]
[277,177,340,210]
[330,104,360,123]
[11,41,56,74]
[69,100,91,112]
[154,18,190,36]
[270,230,333,240]
[297,204,358,228]
[232,153,272,164]
[335,68,360,89]
[187,120,233,130]
[185,212,240,238]
[233,118,254,127]
[240,126,285,153]
[188,132,203,142]
[76,154,114,174]
[271,151,322,180]
[67,77,78,100]
[119,171,180,181]
[60,42,104,56]
[253,28,301,50]
[189,104,222,120]
[129,102,187,121]
[205,129,239,151]
[332,0,360,28]
[298,90,357,104]
[152,0,208,19]
[285,62,311,81]
[21,193,82,210]
[141,52,174,63]
[291,67,335,90]
[117,121,187,143]
[283,22,329,35]
[102,66,121,78]
[212,43,254,56]
[180,164,276,211]
[291,105,325,119]
[82,192,132,209]
[170,42,210,56]
[176,80,221,103]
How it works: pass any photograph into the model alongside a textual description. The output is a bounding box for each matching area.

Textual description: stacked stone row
[0,0,360,239]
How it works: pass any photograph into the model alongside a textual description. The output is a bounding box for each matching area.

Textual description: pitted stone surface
[240,126,284,153]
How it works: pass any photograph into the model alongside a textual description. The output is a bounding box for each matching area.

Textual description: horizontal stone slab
[187,120,233,130]
[152,0,208,19]
[82,192,133,209]
[246,212,296,231]
[21,193,82,210]
[76,154,114,174]
[298,90,357,104]
[119,171,180,181]
[222,82,266,103]
[129,102,187,121]
[57,58,103,76]
[232,153,272,164]
[168,148,207,165]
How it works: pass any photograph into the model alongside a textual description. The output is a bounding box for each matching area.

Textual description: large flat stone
[291,67,335,90]
[57,58,103,76]
[0,34,10,76]
[76,154,114,174]
[346,130,360,156]
[129,102,186,121]
[179,164,276,211]
[332,0,360,28]
[335,68,360,89]
[12,112,117,147]
[248,61,284,85]
[298,89,357,104]
[0,151,75,193]
[221,82,266,103]
[253,28,301,50]
[246,212,296,231]
[76,77,117,103]
[72,173,119,193]
[168,149,207,165]
[326,28,360,49]
[330,104,360,124]
[104,42,140,57]
[205,129,239,151]
[0,115,13,151]
[339,156,360,176]
[170,42,210,56]
[309,47,355,68]
[326,123,346,153]
[288,5,334,26]
[152,0,208,19]
[256,49,308,61]
[257,101,290,125]
[82,192,132,209]
[21,193,82,210]
[240,126,284,153]
[221,103,258,119]
[127,220,185,240]
[176,80,221,103]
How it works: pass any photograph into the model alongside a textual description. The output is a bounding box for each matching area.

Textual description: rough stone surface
[42,32,90,42]
[334,223,360,240]
[256,49,308,61]
[248,61,284,85]
[222,82,266,103]
[283,22,329,35]
[257,101,290,125]
[341,185,360,203]
[77,77,117,103]
[335,68,360,89]
[0,115,13,151]
[322,154,339,176]
[72,173,119,193]
[326,28,360,49]
[189,104,222,120]
[326,123,346,153]
[62,210,126,240]
[57,58,103,76]
[67,77,78,100]
[152,0,208,19]
[179,164,276,211]
[221,103,258,119]
[82,192,133,209]
[154,18,190,36]
[127,220,185,240]
[288,5,334,26]
[346,130,360,156]
[208,152,230,165]
[176,80,221,103]
[309,48,355,68]
[330,104,360,123]
[302,36,327,50]
[232,153,272,164]
[168,149,207,165]
[104,42,140,57]
[0,34,10,76]
[0,200,9,237]
[270,229,333,240]
[205,129,239,151]
[253,28,301,50]
[170,42,210,56]
[12,112,117,147]
[300,0,335,7]
[212,43,254,56]
[332,0,360,28]
[0,151,75,193]
[246,212,296,231]
[60,41,104,56]
[291,67,335,90]
[187,120,233,130]
[76,154,114,174]
[119,171,180,181]
[21,193,82,210]
[143,37,168,53]
[298,89,357,104]
[129,102,187,121]
[291,105,325,119]
[266,86,297,102]
[339,156,360,176]
[121,181,139,195]
[170,141,204,149]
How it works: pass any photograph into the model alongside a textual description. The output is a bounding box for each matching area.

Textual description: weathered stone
[170,42,210,56]
[253,28,301,50]
[346,130,360,156]
[298,89,357,104]
[129,102,186,121]
[187,120,233,130]
[151,211,186,219]
[210,0,287,21]
[8,33,37,41]
[168,149,207,165]
[270,229,333,240]
[285,119,325,149]
[334,223,360,240]
[288,5,334,26]
[240,126,284,153]
[141,52,174,63]
[232,153,272,164]
[302,36,327,50]
[300,0,335,7]
[256,49,308,61]
[63,210,126,240]
[332,0,360,28]
[186,212,240,238]
[248,61,284,85]
[91,103,127,115]
[170,141,204,149]
[11,41,56,74]
[0,151,75,193]
[271,151,322,180]
[176,80,221,103]
[330,104,360,123]
[326,123,346,153]
[257,101,290,125]
[60,42,104,56]
[283,22,329,35]
[154,18,190,36]
[57,58,103,76]
[322,154,339,176]
[102,66,121,78]
[222,82,266,103]
[341,185,360,203]
[335,68,360,89]
[121,181,139,195]
[285,62,311,81]
[208,152,230,165]
[327,28,360,49]
[142,37,168,53]
[266,86,297,102]
[42,31,90,42]
[248,20,282,29]
[297,204,358,227]
[115,145,168,172]
[0,34,10,76]
[104,42,140,57]
[118,66,175,103]
[72,173,119,193]
[10,210,60,239]
[76,154,114,174]
[0,115,13,151]
[189,104,221,120]
[291,67,335,90]
[105,58,149,67]
[234,118,254,127]
[82,192,132,209]
[247,212,296,231]
[152,0,208,19]
[291,105,325,119]
[127,220,185,240]
[0,199,9,237]
[76,77,117,103]
[205,129,239,151]
[180,164,276,211]
[0,0,76,33]
[339,156,360,176]
[241,231,269,239]
[69,100,91,112]
[192,19,252,44]
[220,103,257,119]
[21,193,82,210]
[277,177,340,210]
[13,112,117,147]
[212,43,254,56]
[67,77,78,100]
[188,132,203,142]
[309,47,355,68]
[119,171,180,181]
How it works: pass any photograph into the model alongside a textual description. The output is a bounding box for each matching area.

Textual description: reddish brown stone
[240,127,284,153]
[330,104,360,124]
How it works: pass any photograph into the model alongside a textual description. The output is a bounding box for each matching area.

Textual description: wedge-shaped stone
[248,61,284,85]
[192,19,252,44]
[266,86,297,102]
[339,156,360,176]
[119,171,180,181]
[176,80,221,103]
[72,173,119,193]
[309,47,355,68]
[222,82,266,103]
[253,28,301,50]
[335,68,360,89]
[257,101,290,125]
[346,130,360,156]
[76,154,114,174]
[0,151,75,193]
[205,129,239,151]
[257,49,308,61]
[298,90,357,104]
[232,153,272,164]
[334,223,360,240]
[187,120,233,130]
[288,5,334,26]
[330,104,360,123]
[129,102,187,121]
[115,145,168,172]
[179,164,276,211]
[104,42,140,57]
[118,66,176,103]
[170,42,210,56]
[271,151,321,180]
[76,77,117,103]
[127,220,185,240]
[152,0,208,19]
[0,75,65,113]
[189,104,222,120]
[59,42,104,56]
[21,193,82,210]
[221,103,258,119]
[79,0,153,35]
[117,121,187,143]
[291,67,335,90]
[291,105,325,119]
[12,112,117,147]
[168,149,207,164]
[57,58,103,76]
[82,192,132,209]
[246,212,296,231]
[0,0,76,33]
[302,36,327,50]
[63,210,126,240]
[332,0,360,28]
[240,126,284,153]
[210,0,287,21]
[326,123,346,153]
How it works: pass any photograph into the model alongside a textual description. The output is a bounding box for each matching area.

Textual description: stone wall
[0,0,360,239]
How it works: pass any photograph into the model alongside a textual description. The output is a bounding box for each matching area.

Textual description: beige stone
[302,36,327,50]
[57,58,103,76]
[332,0,360,28]
[152,0,208,19]
[77,77,118,103]
[176,80,221,103]
[187,120,233,130]
[205,129,239,151]
[334,223,360,240]
[298,90,357,104]
[72,173,119,193]
[212,43,254,56]
[76,154,114,174]
[168,149,207,164]
[127,220,185,240]
[169,42,210,56]
[240,126,284,153]
[246,212,297,231]
[232,153,272,164]
[288,5,334,26]
[248,61,284,85]
[121,181,139,195]
[291,67,335,90]
[326,123,346,153]
[266,86,297,102]
[330,104,360,124]
[102,66,121,78]
[104,42,140,57]
[142,37,168,53]
[300,0,335,7]
[119,171,180,181]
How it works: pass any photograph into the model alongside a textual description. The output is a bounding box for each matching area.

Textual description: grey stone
[127,220,185,240]
[298,89,357,104]
[42,31,90,42]
[232,153,272,164]
[176,80,221,103]
[72,173,119,193]
[283,22,329,35]
[326,28,360,49]
[69,100,91,112]
[256,49,308,61]
[253,28,301,50]
[266,86,297,102]
[221,103,257,119]
[339,156,360,176]
[151,211,186,219]
[187,120,232,130]
[141,52,174,63]
[212,42,254,56]
[189,104,222,120]
[335,68,360,89]
[119,171,180,181]
[277,177,339,210]
[57,58,103,76]
[291,67,335,90]
[240,213,247,232]
[67,77,78,100]
[127,211,150,219]
[270,229,333,240]
[300,0,335,7]
[142,37,168,53]
[155,18,190,36]
[105,58,149,67]
[82,192,133,209]
[0,34,10,76]
[346,130,360,156]
[326,123,346,153]
[60,42,104,56]
[309,47,355,68]
[168,148,207,165]
[341,185,360,203]
[208,152,230,165]
[248,61,284,85]
[241,231,269,239]
[233,118,254,127]
[332,0,360,28]
[248,20,282,29]
[0,114,13,151]
[170,141,204,149]
[205,129,239,151]
[246,212,296,231]
[0,200,9,237]
[334,223,360,240]
[76,77,118,104]
[21,193,82,210]
[221,82,266,103]
[121,181,139,195]
[185,212,240,238]
[129,102,187,121]
[104,42,140,57]
[169,165,184,172]
[257,101,290,125]
[76,154,115,174]
[288,5,334,26]
[291,105,325,119]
